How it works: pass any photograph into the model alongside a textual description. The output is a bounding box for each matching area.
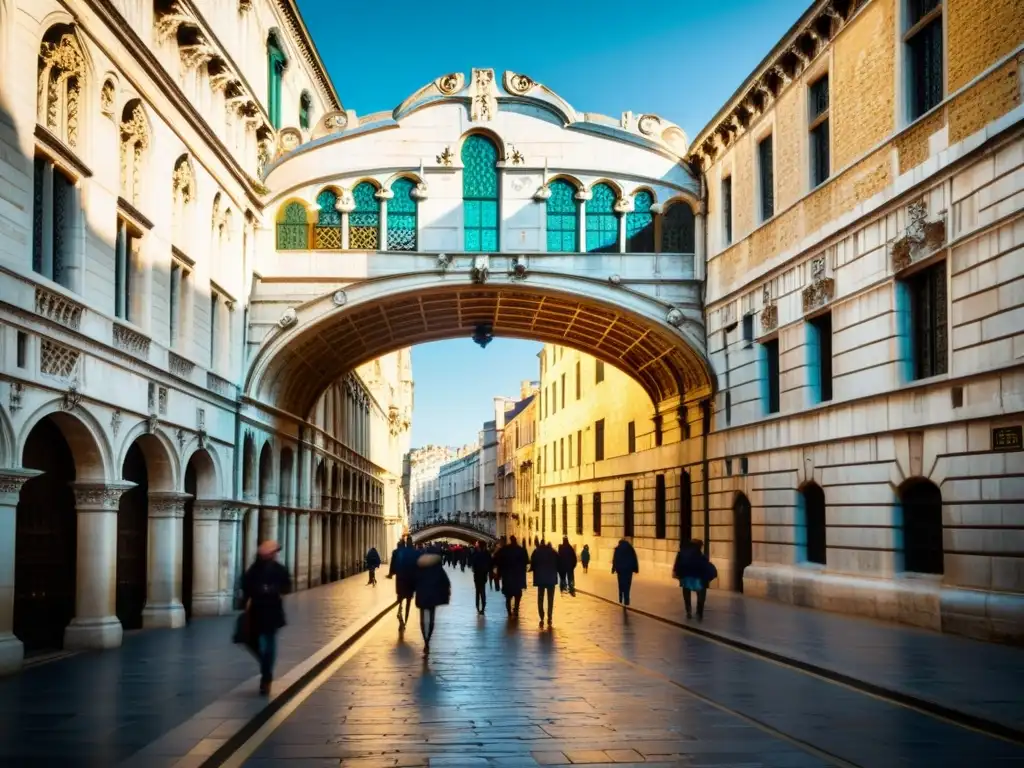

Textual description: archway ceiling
[263,285,709,419]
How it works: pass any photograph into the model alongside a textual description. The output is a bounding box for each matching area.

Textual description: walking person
[580,544,591,574]
[242,540,291,696]
[471,541,493,615]
[673,539,717,620]
[365,546,381,586]
[414,547,451,655]
[387,539,416,628]
[530,540,559,627]
[557,536,578,596]
[611,538,639,606]
[497,535,528,617]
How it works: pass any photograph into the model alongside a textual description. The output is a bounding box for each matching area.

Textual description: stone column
[0,469,41,674]
[243,501,259,572]
[218,505,241,614]
[309,513,322,587]
[190,501,222,616]
[330,514,341,581]
[64,481,135,650]
[142,491,190,629]
[296,512,310,587]
[281,509,293,574]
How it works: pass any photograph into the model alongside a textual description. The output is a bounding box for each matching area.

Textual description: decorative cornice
[148,491,193,517]
[34,125,93,179]
[272,0,343,111]
[72,481,136,510]
[117,196,154,231]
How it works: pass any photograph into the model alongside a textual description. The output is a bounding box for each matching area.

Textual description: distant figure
[530,541,559,627]
[496,535,528,617]
[557,537,578,596]
[580,544,591,574]
[387,539,417,628]
[490,539,504,592]
[471,541,493,615]
[673,539,717,621]
[365,547,381,586]
[414,549,451,655]
[242,540,291,696]
[611,538,639,606]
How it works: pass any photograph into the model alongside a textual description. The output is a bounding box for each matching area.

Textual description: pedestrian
[673,538,717,620]
[557,536,578,596]
[365,546,381,586]
[387,539,416,628]
[490,540,503,592]
[471,541,492,614]
[580,544,591,574]
[414,548,451,655]
[242,540,291,696]
[611,538,639,606]
[497,535,528,617]
[530,540,559,627]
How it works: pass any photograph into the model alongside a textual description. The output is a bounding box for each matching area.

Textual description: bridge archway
[410,523,498,547]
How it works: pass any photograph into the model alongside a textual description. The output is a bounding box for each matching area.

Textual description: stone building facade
[0,0,411,676]
[406,444,459,527]
[497,381,539,540]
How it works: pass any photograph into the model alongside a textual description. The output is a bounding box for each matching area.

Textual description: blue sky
[295,0,810,448]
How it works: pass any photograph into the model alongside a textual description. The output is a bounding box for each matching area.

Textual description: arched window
[299,91,312,130]
[171,155,194,247]
[900,479,944,574]
[800,483,827,565]
[266,33,286,129]
[276,201,309,250]
[387,178,417,251]
[37,26,84,149]
[461,134,499,252]
[313,188,341,249]
[662,202,695,253]
[586,183,618,253]
[546,179,578,252]
[627,190,655,252]
[349,182,380,249]
[120,100,149,207]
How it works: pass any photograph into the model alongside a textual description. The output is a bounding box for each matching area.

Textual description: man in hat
[243,540,291,695]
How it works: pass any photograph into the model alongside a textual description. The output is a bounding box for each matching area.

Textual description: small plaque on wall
[993,426,1023,452]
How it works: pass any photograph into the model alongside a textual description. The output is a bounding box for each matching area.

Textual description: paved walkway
[575,568,1024,735]
[0,573,395,767]
[243,570,1024,767]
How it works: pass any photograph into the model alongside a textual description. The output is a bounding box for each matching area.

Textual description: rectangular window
[763,338,781,414]
[209,292,220,368]
[551,383,557,414]
[594,419,605,461]
[551,498,557,532]
[576,429,582,465]
[576,495,584,535]
[808,312,833,402]
[655,474,666,540]
[593,492,602,535]
[568,434,573,468]
[595,360,605,384]
[114,216,139,322]
[32,157,75,290]
[627,421,636,454]
[758,134,774,221]
[16,332,27,368]
[575,361,581,399]
[908,261,948,379]
[543,444,548,474]
[722,176,733,245]
[742,313,754,345]
[170,260,191,351]
[680,471,693,541]
[623,480,635,538]
[559,437,564,470]
[905,0,944,122]
[561,497,568,536]
[809,75,830,188]
[560,373,566,408]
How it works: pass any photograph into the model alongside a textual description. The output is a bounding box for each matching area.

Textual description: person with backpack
[414,547,451,655]
[672,538,717,620]
[387,538,416,628]
[611,538,639,606]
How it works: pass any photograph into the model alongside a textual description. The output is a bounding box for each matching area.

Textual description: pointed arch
[276,197,311,250]
[461,133,500,252]
[279,446,294,505]
[266,30,287,129]
[119,98,150,208]
[546,177,579,252]
[117,422,180,492]
[627,188,655,253]
[258,440,275,502]
[299,90,312,131]
[241,432,257,498]
[37,23,87,150]
[661,199,696,253]
[349,180,380,249]
[585,182,618,253]
[313,186,342,249]
[387,177,417,251]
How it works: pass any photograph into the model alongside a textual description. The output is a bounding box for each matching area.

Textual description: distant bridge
[409,521,497,546]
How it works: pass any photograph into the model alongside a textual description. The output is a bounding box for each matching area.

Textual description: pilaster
[141,491,190,629]
[190,500,222,616]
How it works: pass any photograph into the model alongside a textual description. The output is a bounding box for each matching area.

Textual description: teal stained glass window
[461,135,499,252]
[626,190,655,252]
[313,189,341,249]
[387,178,417,251]
[662,202,695,253]
[350,182,380,249]
[299,92,311,130]
[586,183,619,253]
[276,201,308,250]
[546,179,578,252]
[267,35,285,129]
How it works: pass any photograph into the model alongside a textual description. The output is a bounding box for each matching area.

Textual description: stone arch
[457,127,506,161]
[278,445,294,505]
[586,177,623,197]
[18,401,111,481]
[661,197,696,254]
[898,478,944,575]
[36,20,90,152]
[258,439,275,502]
[275,197,312,251]
[183,447,217,498]
[119,98,150,208]
[797,481,826,566]
[732,492,753,593]
[547,173,583,190]
[628,184,659,203]
[241,431,257,498]
[383,171,424,191]
[117,424,179,492]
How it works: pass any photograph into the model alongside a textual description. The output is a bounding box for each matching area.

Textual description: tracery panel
[461,135,500,252]
[314,189,342,249]
[277,202,309,250]
[349,182,380,250]
[546,179,578,252]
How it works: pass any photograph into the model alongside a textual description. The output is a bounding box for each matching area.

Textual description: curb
[197,599,398,767]
[576,588,1024,746]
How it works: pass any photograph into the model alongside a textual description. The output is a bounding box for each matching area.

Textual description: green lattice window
[462,135,499,252]
[350,182,380,249]
[313,189,342,249]
[387,178,417,251]
[626,190,655,253]
[276,201,309,250]
[267,35,285,130]
[586,183,619,253]
[546,179,578,252]
[662,202,695,253]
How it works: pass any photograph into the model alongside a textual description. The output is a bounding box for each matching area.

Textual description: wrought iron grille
[314,189,342,249]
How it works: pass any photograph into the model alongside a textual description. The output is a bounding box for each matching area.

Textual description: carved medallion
[436,73,464,96]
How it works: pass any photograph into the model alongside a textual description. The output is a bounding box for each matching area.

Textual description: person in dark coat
[611,538,639,606]
[673,539,717,620]
[414,549,451,654]
[242,540,292,695]
[365,546,381,586]
[470,541,493,614]
[497,535,528,617]
[557,537,578,595]
[580,544,591,573]
[530,541,560,627]
[387,539,417,628]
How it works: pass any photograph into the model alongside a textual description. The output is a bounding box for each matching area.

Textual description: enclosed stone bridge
[409,522,498,546]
